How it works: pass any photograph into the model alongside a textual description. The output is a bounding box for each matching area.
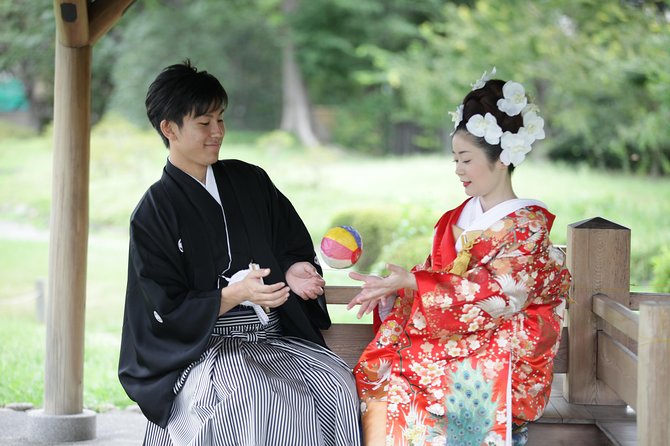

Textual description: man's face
[162,107,225,180]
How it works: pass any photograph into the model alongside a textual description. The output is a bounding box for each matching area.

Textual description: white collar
[454,197,547,252]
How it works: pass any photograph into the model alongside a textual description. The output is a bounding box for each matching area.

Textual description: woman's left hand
[286,261,326,300]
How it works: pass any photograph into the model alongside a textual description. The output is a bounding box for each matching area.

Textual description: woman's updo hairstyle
[455,79,524,172]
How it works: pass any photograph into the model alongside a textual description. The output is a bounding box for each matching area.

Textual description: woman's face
[452,131,509,200]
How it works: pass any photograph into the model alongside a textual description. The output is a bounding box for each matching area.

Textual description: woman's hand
[286,261,325,300]
[219,268,289,315]
[346,264,417,318]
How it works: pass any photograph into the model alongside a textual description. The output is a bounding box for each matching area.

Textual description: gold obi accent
[448,230,482,276]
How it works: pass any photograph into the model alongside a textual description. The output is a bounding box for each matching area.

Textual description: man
[119,60,360,445]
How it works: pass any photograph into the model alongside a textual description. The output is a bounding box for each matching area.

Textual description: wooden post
[44,41,92,416]
[637,301,670,446]
[564,217,629,404]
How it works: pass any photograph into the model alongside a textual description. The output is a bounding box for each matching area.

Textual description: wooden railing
[322,216,670,445]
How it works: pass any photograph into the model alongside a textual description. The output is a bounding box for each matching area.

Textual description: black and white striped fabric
[143,309,361,446]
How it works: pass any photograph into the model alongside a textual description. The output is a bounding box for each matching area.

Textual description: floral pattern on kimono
[354,201,571,446]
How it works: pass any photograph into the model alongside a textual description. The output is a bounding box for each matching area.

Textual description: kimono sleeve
[119,191,221,426]
[253,166,330,328]
[413,217,548,337]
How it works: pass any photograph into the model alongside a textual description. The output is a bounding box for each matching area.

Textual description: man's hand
[286,262,325,300]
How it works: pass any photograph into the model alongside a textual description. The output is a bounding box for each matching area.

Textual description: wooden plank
[325,285,359,305]
[593,294,639,341]
[585,404,636,422]
[564,218,630,405]
[88,0,136,45]
[637,301,670,446]
[549,397,595,424]
[529,423,618,445]
[596,332,638,410]
[629,291,670,310]
[536,399,562,423]
[326,286,569,374]
[553,327,569,373]
[322,323,374,369]
[596,421,637,446]
[54,0,89,47]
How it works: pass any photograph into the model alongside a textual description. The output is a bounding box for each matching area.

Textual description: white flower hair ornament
[465,113,502,145]
[451,73,545,166]
[471,66,497,90]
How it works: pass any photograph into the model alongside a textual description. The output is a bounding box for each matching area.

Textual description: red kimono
[355,198,571,446]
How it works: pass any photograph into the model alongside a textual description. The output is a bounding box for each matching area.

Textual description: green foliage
[1,127,670,407]
[255,130,299,152]
[374,234,432,274]
[372,205,438,273]
[652,247,670,293]
[368,0,670,173]
[0,318,45,407]
[107,1,282,131]
[329,207,402,272]
[329,93,394,155]
[0,119,37,139]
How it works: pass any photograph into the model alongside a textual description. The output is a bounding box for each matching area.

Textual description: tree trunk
[279,0,320,147]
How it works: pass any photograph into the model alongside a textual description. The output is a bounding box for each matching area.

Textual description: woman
[118,61,360,445]
[347,70,571,446]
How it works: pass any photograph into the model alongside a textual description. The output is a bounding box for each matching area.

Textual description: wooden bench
[321,285,569,372]
[320,220,670,444]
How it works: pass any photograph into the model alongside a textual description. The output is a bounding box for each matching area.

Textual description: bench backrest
[321,285,568,373]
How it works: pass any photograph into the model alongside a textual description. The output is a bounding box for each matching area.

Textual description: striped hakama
[143,309,361,446]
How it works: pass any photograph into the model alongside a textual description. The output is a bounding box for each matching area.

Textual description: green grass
[1,118,669,409]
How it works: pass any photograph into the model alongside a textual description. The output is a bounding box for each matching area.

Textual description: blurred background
[1,0,669,411]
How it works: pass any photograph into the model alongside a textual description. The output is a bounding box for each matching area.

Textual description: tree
[0,2,136,130]
[364,0,670,173]
[278,0,320,147]
[0,2,55,129]
[106,1,282,131]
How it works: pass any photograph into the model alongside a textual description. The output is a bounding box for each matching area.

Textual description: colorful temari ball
[320,226,363,269]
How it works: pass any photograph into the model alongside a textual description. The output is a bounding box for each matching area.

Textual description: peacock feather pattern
[444,361,497,446]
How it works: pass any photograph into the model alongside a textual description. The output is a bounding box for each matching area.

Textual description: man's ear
[160,120,177,142]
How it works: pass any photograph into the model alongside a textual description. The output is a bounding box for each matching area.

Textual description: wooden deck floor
[532,374,637,446]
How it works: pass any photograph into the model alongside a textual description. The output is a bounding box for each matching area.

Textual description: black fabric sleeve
[118,187,220,427]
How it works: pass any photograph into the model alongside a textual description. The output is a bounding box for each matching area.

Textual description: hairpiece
[451,70,544,167]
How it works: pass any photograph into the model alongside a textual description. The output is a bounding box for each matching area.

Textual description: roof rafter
[54,0,136,48]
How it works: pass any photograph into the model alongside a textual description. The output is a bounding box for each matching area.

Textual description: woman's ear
[160,120,177,142]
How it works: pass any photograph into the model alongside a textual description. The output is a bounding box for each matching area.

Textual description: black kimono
[118,160,335,428]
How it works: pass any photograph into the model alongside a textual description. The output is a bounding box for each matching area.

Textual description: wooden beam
[325,285,358,305]
[564,217,629,405]
[322,324,373,369]
[629,291,670,310]
[637,301,670,445]
[553,327,569,374]
[592,294,639,341]
[54,0,89,48]
[88,0,136,46]
[596,332,637,410]
[44,41,91,415]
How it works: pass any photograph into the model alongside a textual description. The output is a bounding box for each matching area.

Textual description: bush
[651,247,670,293]
[329,207,402,272]
[370,205,438,274]
[373,234,433,274]
[329,204,439,274]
